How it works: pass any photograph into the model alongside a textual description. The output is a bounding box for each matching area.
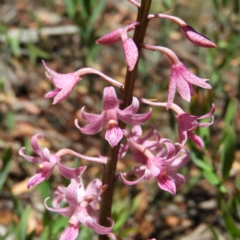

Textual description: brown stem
[98,1,152,239]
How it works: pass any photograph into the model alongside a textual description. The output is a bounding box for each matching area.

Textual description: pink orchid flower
[96,22,139,71]
[45,178,117,240]
[176,104,215,148]
[141,44,212,109]
[155,153,188,195]
[75,86,152,148]
[42,61,123,104]
[42,61,81,105]
[19,134,107,188]
[119,128,189,195]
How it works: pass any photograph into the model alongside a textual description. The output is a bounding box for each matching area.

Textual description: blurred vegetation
[0,0,239,239]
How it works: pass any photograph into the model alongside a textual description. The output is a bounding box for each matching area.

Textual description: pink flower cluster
[19,0,217,239]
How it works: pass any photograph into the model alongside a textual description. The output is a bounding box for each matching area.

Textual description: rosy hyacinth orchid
[119,128,188,195]
[120,148,189,195]
[155,151,189,195]
[45,178,117,240]
[75,86,152,148]
[96,22,139,71]
[42,61,81,104]
[141,44,212,109]
[176,104,215,148]
[19,134,107,188]
[43,61,123,104]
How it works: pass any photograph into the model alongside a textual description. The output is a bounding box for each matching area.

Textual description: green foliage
[15,205,31,240]
[112,191,143,238]
[27,44,51,65]
[220,124,237,181]
[0,148,12,191]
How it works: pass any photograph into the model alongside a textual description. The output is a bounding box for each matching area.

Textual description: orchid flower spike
[19,134,107,188]
[141,44,212,109]
[148,14,217,48]
[96,22,140,71]
[43,61,123,104]
[176,104,215,148]
[45,178,118,240]
[75,86,152,148]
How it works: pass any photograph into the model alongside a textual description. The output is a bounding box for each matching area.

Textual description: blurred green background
[0,0,239,239]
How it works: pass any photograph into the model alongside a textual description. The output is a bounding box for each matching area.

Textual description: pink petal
[42,60,79,88]
[187,131,204,148]
[58,162,86,179]
[181,25,217,48]
[178,63,212,89]
[117,109,152,125]
[119,170,145,185]
[132,125,143,137]
[146,159,160,178]
[157,174,177,195]
[65,180,80,207]
[123,97,139,114]
[60,225,79,240]
[45,88,60,98]
[85,178,102,196]
[167,68,177,109]
[52,81,78,105]
[27,170,52,188]
[52,186,66,208]
[197,104,215,120]
[133,149,149,165]
[176,71,191,102]
[80,208,114,235]
[31,134,44,155]
[88,217,114,235]
[169,150,189,168]
[19,147,43,163]
[178,128,188,145]
[122,38,138,71]
[44,197,75,217]
[74,115,105,135]
[80,107,103,123]
[103,86,119,110]
[105,126,123,148]
[175,173,185,189]
[96,28,122,45]
[118,143,129,159]
[176,113,198,132]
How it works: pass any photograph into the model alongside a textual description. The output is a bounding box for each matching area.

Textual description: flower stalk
[98,1,152,239]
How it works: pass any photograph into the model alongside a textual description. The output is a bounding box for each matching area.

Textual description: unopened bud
[181,25,217,48]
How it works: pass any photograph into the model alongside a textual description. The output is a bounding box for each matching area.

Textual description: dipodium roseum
[75,86,152,148]
[141,45,212,109]
[176,104,215,148]
[45,178,117,240]
[96,22,139,71]
[43,61,123,104]
[19,134,107,188]
[119,128,189,195]
[42,61,81,105]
